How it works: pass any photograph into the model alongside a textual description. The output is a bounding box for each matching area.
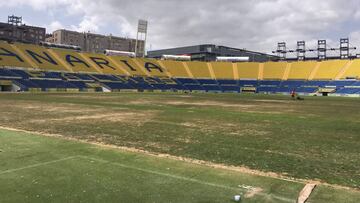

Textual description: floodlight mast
[272,38,357,60]
[135,19,148,58]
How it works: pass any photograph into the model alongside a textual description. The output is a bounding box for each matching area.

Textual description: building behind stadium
[147,44,279,62]
[0,15,144,55]
[45,29,145,55]
[0,15,46,44]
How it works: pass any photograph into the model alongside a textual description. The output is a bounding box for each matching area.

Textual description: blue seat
[68,81,88,89]
[30,79,77,89]
[257,86,278,93]
[176,78,199,85]
[326,80,356,87]
[296,87,318,93]
[335,88,360,94]
[238,80,258,87]
[203,85,222,92]
[9,69,32,79]
[221,86,240,92]
[102,82,134,89]
[305,81,329,87]
[184,84,205,91]
[277,87,292,93]
[217,80,238,85]
[92,74,120,81]
[258,80,281,86]
[281,80,306,87]
[197,79,218,85]
[166,84,188,90]
[0,69,21,78]
[13,79,40,90]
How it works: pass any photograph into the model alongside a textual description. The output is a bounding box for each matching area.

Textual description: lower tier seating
[1,68,360,95]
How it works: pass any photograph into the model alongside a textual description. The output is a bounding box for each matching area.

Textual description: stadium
[1,3,360,203]
[2,40,360,95]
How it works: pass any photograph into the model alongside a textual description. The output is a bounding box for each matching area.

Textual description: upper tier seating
[14,42,67,71]
[340,60,360,79]
[81,52,129,75]
[185,61,212,78]
[313,60,348,80]
[160,60,189,78]
[236,62,259,79]
[263,62,287,79]
[211,62,234,79]
[1,41,360,95]
[0,41,33,68]
[51,49,100,73]
[288,61,317,80]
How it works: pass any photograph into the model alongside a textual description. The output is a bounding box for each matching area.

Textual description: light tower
[8,15,22,26]
[135,19,148,57]
[297,41,305,61]
[318,40,327,60]
[276,42,286,60]
[340,38,350,59]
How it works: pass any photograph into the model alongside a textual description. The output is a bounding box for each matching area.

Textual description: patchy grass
[1,129,360,203]
[0,92,359,192]
[0,129,304,203]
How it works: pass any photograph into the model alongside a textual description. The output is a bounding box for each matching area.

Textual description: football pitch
[0,92,359,202]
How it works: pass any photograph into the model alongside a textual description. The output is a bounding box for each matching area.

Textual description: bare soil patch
[245,187,263,198]
[30,112,155,124]
[254,99,292,103]
[164,100,255,108]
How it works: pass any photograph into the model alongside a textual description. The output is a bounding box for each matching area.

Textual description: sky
[1,0,360,56]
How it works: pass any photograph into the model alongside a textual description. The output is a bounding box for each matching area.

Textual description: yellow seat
[0,41,32,68]
[51,49,100,73]
[313,60,347,80]
[136,58,169,77]
[185,61,211,78]
[288,61,317,80]
[14,43,67,71]
[211,62,234,79]
[81,53,128,75]
[236,62,259,79]
[161,60,189,78]
[263,62,287,79]
[340,59,360,79]
[107,56,148,76]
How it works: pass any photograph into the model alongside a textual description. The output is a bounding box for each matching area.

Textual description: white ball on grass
[234,195,241,201]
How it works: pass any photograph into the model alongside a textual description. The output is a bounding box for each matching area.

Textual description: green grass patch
[0,92,359,192]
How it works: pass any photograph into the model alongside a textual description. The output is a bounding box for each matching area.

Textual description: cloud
[48,21,64,32]
[2,0,360,53]
[0,0,71,10]
[70,16,100,33]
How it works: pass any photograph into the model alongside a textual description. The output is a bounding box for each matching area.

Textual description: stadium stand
[340,59,360,79]
[81,53,128,75]
[14,42,67,71]
[211,62,234,79]
[50,49,100,73]
[160,60,190,78]
[107,56,148,76]
[312,60,348,80]
[0,41,33,68]
[1,41,360,95]
[185,61,212,78]
[136,58,170,77]
[263,62,287,80]
[288,61,318,80]
[236,62,259,79]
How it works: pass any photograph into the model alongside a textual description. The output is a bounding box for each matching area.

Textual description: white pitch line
[79,156,295,203]
[78,155,239,191]
[0,156,79,175]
